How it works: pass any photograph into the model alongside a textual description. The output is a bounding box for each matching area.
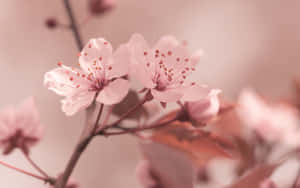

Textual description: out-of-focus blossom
[260,179,277,188]
[237,89,300,146]
[88,0,115,15]
[44,38,130,116]
[185,87,221,126]
[0,97,43,155]
[127,34,204,103]
[136,159,160,188]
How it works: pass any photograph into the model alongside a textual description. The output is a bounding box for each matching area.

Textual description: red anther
[168,51,172,56]
[57,62,63,67]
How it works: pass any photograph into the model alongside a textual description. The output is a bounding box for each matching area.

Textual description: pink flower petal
[96,79,130,105]
[153,35,179,52]
[186,89,221,124]
[106,44,130,79]
[62,91,96,116]
[130,60,155,88]
[190,49,204,66]
[17,97,43,139]
[44,66,90,96]
[151,88,183,103]
[79,38,113,79]
[181,85,212,102]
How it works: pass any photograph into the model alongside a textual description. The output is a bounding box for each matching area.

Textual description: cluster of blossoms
[0,34,222,187]
[44,34,219,117]
[2,34,300,188]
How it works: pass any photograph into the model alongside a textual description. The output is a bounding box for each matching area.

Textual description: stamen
[57,62,62,67]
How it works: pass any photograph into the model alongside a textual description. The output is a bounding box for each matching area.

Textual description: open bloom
[0,97,43,155]
[237,89,300,146]
[128,34,203,103]
[44,38,130,116]
[185,87,221,125]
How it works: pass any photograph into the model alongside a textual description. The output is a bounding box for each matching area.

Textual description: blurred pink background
[0,0,300,187]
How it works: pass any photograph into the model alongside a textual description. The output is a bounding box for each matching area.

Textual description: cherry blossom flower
[127,34,203,103]
[44,38,130,116]
[0,97,43,155]
[184,86,221,125]
[237,89,300,146]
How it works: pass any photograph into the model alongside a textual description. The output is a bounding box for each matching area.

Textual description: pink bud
[88,0,115,15]
[45,18,58,29]
[185,89,221,126]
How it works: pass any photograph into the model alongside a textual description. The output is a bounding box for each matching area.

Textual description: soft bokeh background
[0,0,300,187]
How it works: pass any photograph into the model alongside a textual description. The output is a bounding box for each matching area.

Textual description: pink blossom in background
[0,97,43,155]
[127,34,203,103]
[184,86,221,125]
[135,160,160,188]
[44,38,130,116]
[237,89,300,146]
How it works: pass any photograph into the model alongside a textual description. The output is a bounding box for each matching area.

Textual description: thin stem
[97,105,114,132]
[63,0,84,50]
[54,104,104,188]
[0,160,52,184]
[92,104,104,133]
[22,151,49,178]
[101,113,180,137]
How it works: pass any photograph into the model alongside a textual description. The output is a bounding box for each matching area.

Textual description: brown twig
[63,0,83,50]
[22,151,49,179]
[0,160,54,184]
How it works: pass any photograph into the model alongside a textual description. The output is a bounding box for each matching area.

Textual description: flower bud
[45,18,58,29]
[88,0,115,15]
[185,89,221,126]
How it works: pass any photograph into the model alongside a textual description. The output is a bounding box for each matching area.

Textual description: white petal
[79,38,113,79]
[44,66,90,96]
[96,79,129,105]
[62,91,96,116]
[106,44,130,79]
[151,88,183,103]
